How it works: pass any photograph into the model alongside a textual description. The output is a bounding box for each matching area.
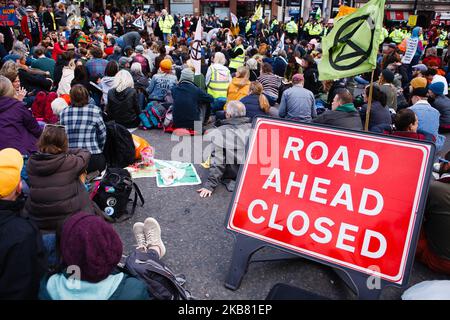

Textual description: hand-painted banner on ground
[227,118,434,285]
[318,0,385,81]
[401,38,419,64]
[0,6,18,27]
[155,159,201,187]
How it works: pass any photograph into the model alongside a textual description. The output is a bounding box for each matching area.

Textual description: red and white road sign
[227,118,434,284]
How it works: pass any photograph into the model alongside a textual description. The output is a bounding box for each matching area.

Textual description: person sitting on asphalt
[226,66,251,104]
[147,58,177,101]
[390,108,430,141]
[24,125,94,234]
[313,88,363,130]
[416,150,450,276]
[409,86,445,150]
[239,81,270,120]
[428,82,450,132]
[197,100,251,197]
[0,148,46,300]
[106,69,141,129]
[257,62,281,106]
[0,76,42,157]
[359,84,392,132]
[59,85,107,174]
[278,73,316,122]
[171,68,213,131]
[39,211,150,300]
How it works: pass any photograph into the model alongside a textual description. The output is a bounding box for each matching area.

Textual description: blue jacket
[147,73,178,101]
[409,101,446,150]
[240,94,267,120]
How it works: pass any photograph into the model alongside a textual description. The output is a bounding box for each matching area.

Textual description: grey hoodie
[100,76,116,106]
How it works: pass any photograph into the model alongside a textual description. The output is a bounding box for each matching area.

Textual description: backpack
[139,101,167,130]
[123,249,193,300]
[92,168,144,222]
[104,121,136,168]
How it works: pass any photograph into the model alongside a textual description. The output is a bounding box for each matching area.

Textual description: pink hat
[292,73,304,82]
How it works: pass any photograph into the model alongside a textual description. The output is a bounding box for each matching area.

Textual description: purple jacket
[0,97,42,155]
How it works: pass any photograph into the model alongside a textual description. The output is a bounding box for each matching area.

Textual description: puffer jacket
[106,87,141,128]
[24,149,94,232]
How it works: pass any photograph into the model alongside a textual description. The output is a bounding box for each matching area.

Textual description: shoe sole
[144,217,166,258]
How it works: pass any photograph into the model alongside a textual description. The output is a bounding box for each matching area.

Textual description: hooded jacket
[226,78,250,102]
[0,96,42,155]
[100,76,116,106]
[107,87,141,128]
[24,149,94,232]
[0,199,47,299]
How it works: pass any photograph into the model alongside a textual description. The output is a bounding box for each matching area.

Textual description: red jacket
[21,15,42,43]
[31,91,58,124]
[52,42,67,61]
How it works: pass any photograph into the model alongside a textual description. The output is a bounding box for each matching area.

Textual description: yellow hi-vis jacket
[229,44,245,70]
[207,66,231,99]
[159,14,174,34]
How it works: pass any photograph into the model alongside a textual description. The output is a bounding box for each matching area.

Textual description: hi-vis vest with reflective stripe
[390,29,404,44]
[310,23,323,36]
[438,31,448,49]
[229,44,245,70]
[286,21,297,34]
[207,66,230,98]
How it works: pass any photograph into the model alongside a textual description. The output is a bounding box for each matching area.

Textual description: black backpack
[93,168,144,222]
[123,249,193,300]
[104,121,136,168]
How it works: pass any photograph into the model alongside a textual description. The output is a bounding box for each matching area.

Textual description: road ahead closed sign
[227,118,434,285]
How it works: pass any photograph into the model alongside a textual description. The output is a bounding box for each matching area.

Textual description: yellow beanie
[0,148,23,198]
[410,77,427,89]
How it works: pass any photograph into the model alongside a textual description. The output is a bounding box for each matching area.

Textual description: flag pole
[364,69,376,132]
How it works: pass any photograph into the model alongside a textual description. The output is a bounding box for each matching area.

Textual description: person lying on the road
[197,100,251,198]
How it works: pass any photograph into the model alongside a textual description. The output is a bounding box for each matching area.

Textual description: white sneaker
[144,217,166,258]
[133,222,147,251]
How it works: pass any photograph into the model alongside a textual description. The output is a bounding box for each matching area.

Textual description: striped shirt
[257,73,282,99]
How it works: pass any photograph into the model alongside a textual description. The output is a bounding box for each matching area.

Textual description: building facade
[354,0,450,27]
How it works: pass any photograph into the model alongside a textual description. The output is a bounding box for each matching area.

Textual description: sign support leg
[224,234,266,291]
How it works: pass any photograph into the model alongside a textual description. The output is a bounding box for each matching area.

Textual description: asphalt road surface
[113,127,450,300]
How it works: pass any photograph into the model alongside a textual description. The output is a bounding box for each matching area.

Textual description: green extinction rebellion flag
[318,0,385,81]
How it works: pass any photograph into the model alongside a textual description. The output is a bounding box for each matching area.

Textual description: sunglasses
[438,157,450,164]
